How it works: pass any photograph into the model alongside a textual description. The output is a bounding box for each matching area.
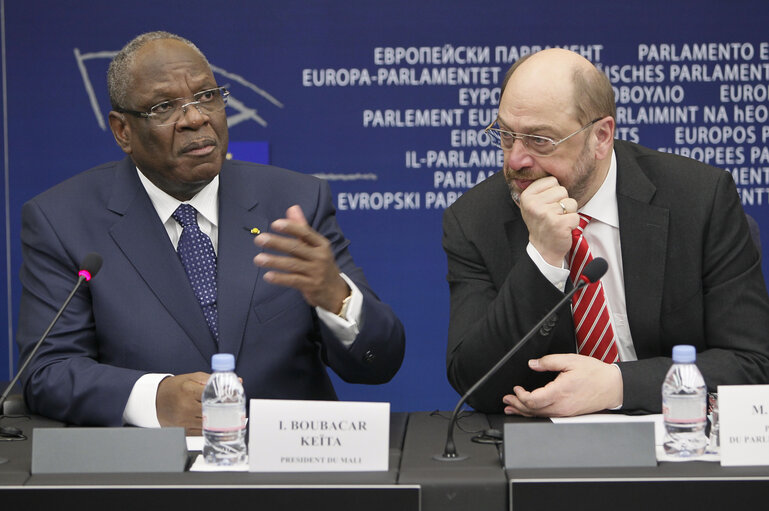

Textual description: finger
[560,197,578,214]
[563,212,580,229]
[503,391,526,407]
[502,394,534,416]
[523,176,560,195]
[531,353,578,372]
[183,379,207,402]
[255,232,316,260]
[262,270,315,289]
[527,358,548,373]
[505,386,534,408]
[534,185,569,203]
[270,217,327,248]
[502,394,526,416]
[286,205,308,225]
[504,405,533,417]
[190,372,211,385]
[254,252,312,276]
[514,384,557,411]
[521,184,571,220]
[512,385,534,403]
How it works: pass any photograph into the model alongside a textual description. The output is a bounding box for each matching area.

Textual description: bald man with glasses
[443,48,769,417]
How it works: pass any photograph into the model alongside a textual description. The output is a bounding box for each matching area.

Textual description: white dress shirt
[123,169,363,427]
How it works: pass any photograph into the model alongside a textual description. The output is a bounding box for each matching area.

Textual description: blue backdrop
[2,0,769,412]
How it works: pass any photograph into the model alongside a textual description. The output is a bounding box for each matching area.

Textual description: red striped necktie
[569,214,619,363]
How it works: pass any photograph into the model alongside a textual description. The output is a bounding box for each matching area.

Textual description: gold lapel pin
[250,227,261,235]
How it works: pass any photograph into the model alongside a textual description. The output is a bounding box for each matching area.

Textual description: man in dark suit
[443,48,769,416]
[16,32,405,432]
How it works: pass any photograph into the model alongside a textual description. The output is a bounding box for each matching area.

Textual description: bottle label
[663,395,706,423]
[203,404,246,432]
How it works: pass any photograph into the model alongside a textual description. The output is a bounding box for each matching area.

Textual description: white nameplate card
[248,399,389,472]
[718,385,769,466]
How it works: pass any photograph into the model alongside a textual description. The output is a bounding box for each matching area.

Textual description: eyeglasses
[484,117,603,157]
[116,86,230,127]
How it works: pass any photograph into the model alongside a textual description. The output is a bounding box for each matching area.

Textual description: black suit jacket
[16,157,405,426]
[443,140,769,413]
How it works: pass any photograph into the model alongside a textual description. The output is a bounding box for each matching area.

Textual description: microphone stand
[0,254,101,464]
[434,256,608,462]
[0,274,87,416]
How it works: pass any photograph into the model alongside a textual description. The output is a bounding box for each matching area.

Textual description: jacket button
[362,350,376,364]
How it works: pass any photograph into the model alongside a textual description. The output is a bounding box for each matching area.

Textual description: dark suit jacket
[443,140,769,413]
[16,157,405,426]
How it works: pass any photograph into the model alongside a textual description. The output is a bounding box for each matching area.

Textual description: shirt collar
[580,149,618,228]
[136,168,219,227]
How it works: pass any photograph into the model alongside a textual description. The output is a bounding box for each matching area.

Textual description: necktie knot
[172,203,198,229]
[571,214,592,253]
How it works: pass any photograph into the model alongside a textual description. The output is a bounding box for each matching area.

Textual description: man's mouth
[513,178,534,192]
[504,166,541,191]
[181,139,216,156]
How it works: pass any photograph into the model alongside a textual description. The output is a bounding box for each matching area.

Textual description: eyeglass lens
[152,88,228,126]
[487,130,553,156]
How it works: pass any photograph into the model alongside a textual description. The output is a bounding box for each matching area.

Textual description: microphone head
[580,257,608,284]
[78,253,103,282]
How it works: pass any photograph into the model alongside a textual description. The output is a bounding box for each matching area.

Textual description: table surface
[3,409,769,510]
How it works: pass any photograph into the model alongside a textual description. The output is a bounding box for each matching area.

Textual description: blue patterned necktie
[172,204,218,341]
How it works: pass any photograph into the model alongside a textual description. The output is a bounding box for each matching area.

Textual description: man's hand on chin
[501,354,623,417]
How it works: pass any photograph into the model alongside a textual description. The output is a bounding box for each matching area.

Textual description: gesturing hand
[253,205,350,313]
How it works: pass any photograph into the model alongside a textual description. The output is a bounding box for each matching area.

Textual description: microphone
[0,253,103,418]
[434,257,608,461]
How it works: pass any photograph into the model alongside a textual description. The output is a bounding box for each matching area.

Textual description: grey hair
[572,65,616,124]
[107,31,211,110]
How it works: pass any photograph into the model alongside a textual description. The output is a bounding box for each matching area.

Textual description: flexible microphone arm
[434,257,608,461]
[0,253,102,416]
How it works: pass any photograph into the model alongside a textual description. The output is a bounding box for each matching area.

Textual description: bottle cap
[211,353,235,371]
[672,344,696,363]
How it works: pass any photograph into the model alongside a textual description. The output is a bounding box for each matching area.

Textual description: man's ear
[593,116,615,160]
[108,111,133,154]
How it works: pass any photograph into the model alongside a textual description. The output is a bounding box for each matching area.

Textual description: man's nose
[176,101,208,128]
[506,137,534,169]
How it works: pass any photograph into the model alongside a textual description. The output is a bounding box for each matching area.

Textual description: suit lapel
[615,143,669,359]
[216,162,269,359]
[491,177,528,287]
[106,158,218,362]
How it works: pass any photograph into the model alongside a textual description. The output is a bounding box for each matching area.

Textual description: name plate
[504,421,657,469]
[718,385,769,466]
[248,399,389,472]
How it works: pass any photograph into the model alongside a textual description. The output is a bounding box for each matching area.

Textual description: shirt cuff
[315,273,362,348]
[526,242,570,291]
[122,373,173,428]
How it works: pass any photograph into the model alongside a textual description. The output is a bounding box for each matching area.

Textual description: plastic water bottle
[202,353,247,465]
[662,345,707,457]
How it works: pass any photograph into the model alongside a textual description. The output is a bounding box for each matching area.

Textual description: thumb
[528,354,571,372]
